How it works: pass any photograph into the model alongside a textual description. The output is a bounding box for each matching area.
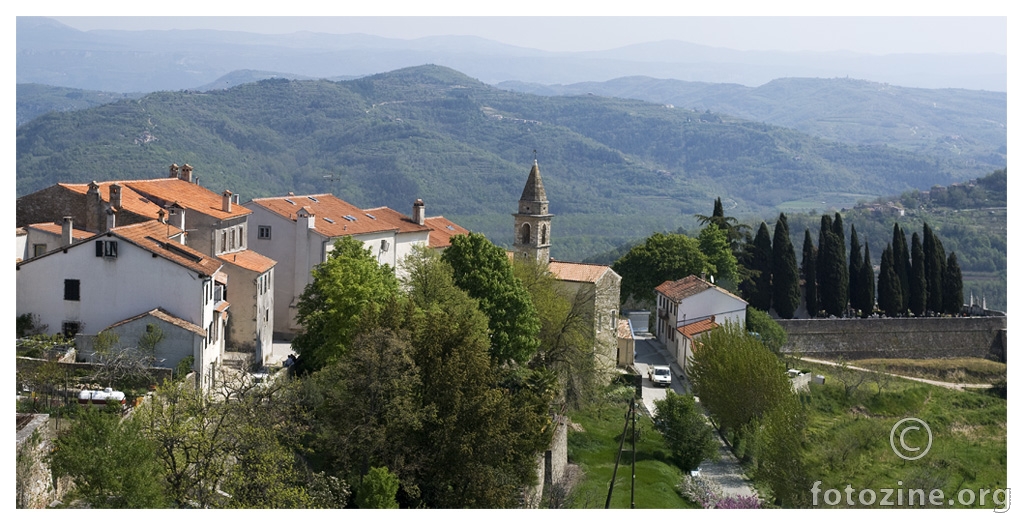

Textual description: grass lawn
[564,392,698,509]
[848,357,1006,385]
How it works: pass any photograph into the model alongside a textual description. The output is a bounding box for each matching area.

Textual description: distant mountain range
[16,65,1001,262]
[17,16,1006,93]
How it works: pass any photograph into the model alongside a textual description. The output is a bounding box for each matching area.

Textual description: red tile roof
[617,319,633,340]
[219,249,277,274]
[26,221,93,241]
[677,318,719,339]
[61,178,251,221]
[250,194,417,238]
[655,275,744,304]
[548,260,613,283]
[363,206,432,234]
[423,216,470,248]
[60,182,165,218]
[105,308,205,336]
[108,221,223,277]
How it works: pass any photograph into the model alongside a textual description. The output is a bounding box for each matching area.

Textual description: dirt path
[795,357,994,390]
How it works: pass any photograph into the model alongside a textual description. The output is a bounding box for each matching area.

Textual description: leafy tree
[356,466,401,509]
[877,244,903,317]
[848,224,864,314]
[860,243,875,317]
[698,222,738,288]
[892,223,911,313]
[771,213,800,319]
[292,236,400,373]
[909,233,928,316]
[943,252,964,315]
[613,231,708,305]
[694,196,749,253]
[653,392,720,471]
[442,232,541,365]
[753,396,810,508]
[746,307,787,354]
[49,407,168,508]
[686,322,793,437]
[748,222,773,311]
[801,229,818,318]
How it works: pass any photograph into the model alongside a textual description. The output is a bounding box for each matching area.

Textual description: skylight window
[365,213,377,220]
[308,196,319,203]
[323,218,335,224]
[284,199,295,205]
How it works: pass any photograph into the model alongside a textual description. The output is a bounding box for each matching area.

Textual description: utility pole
[606,373,643,509]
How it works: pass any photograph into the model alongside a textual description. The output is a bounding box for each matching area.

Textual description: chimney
[158,209,166,223]
[169,163,179,179]
[412,199,425,226]
[105,208,116,231]
[222,190,233,213]
[86,181,102,233]
[297,206,315,231]
[62,216,74,247]
[181,163,193,183]
[168,204,186,231]
[110,183,123,209]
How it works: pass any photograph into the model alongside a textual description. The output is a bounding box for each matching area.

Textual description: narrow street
[632,333,757,499]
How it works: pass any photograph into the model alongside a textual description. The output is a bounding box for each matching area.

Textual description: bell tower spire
[513,157,553,264]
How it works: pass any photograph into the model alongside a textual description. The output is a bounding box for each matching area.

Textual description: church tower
[513,160,553,264]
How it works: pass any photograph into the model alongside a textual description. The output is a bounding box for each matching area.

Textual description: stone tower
[513,160,553,264]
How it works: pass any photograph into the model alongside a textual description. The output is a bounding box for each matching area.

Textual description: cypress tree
[923,223,943,314]
[877,244,903,317]
[817,215,833,314]
[712,197,724,220]
[909,232,927,316]
[802,229,818,318]
[832,213,849,315]
[771,213,800,319]
[943,252,964,315]
[749,222,773,312]
[892,223,911,313]
[861,243,875,317]
[848,225,863,314]
[817,218,845,317]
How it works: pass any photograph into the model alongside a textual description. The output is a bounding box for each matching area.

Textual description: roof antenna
[533,149,537,162]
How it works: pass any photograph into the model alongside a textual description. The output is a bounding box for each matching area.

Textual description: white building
[245,194,466,338]
[654,275,747,371]
[16,220,228,389]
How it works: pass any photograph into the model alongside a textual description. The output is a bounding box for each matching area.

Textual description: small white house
[654,275,747,351]
[16,220,228,390]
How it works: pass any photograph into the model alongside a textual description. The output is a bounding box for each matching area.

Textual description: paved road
[632,333,757,500]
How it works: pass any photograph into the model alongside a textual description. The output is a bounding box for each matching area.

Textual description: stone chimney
[158,209,166,223]
[180,164,193,183]
[412,199,425,226]
[62,216,74,247]
[110,183,123,209]
[169,163,179,179]
[105,208,116,231]
[168,204,186,231]
[86,181,102,233]
[222,190,233,213]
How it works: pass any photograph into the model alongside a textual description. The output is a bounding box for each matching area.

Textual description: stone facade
[776,316,1007,361]
[16,414,70,508]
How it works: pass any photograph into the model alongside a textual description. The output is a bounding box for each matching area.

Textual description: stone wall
[16,414,71,508]
[777,317,1006,362]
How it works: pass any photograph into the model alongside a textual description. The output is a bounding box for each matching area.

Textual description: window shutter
[108,241,118,258]
[96,240,104,257]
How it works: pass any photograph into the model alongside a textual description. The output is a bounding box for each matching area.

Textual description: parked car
[649,366,672,387]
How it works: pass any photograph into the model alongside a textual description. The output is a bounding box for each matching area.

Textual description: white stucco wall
[676,289,747,328]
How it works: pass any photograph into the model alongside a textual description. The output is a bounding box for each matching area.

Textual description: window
[64,279,80,301]
[221,231,227,252]
[33,244,47,257]
[94,240,118,258]
[62,321,81,338]
[520,223,531,244]
[230,230,236,250]
[238,226,244,248]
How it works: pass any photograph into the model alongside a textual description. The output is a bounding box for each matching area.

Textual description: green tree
[748,222,773,312]
[860,243,875,317]
[613,231,708,305]
[816,215,845,317]
[909,233,928,316]
[892,223,911,313]
[877,244,903,317]
[49,407,168,508]
[653,392,720,471]
[943,252,964,315]
[698,222,738,288]
[356,466,401,509]
[746,306,787,354]
[801,229,818,318]
[442,232,541,365]
[753,397,810,507]
[831,213,849,315]
[292,236,400,373]
[771,213,800,319]
[694,196,749,253]
[923,223,944,314]
[686,322,793,438]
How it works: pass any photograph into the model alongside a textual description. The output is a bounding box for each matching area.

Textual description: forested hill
[16,65,984,261]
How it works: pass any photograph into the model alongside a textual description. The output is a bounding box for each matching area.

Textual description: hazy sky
[45,6,1008,56]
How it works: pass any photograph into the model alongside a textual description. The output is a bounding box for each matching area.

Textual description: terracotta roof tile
[423,216,470,248]
[60,182,165,218]
[220,249,277,274]
[26,222,93,240]
[108,220,223,276]
[121,179,251,220]
[655,275,712,301]
[677,318,719,339]
[617,319,634,340]
[251,194,409,237]
[363,206,432,234]
[105,308,205,336]
[548,260,612,283]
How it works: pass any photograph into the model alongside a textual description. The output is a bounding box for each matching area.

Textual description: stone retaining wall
[776,317,1006,362]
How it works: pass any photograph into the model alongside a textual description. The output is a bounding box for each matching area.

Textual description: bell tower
[513,159,553,264]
